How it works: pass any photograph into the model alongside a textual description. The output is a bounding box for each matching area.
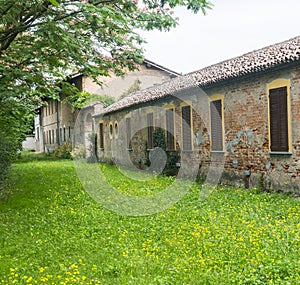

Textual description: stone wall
[99,65,300,194]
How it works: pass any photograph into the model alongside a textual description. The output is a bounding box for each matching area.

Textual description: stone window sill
[269,152,292,155]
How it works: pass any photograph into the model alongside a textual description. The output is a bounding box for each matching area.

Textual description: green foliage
[0,0,211,180]
[61,83,91,109]
[97,95,116,107]
[52,142,73,159]
[84,94,116,107]
[0,98,33,182]
[151,127,179,176]
[153,127,167,149]
[1,157,300,284]
[71,144,86,159]
[119,79,141,100]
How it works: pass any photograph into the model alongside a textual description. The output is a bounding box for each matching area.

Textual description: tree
[0,0,212,179]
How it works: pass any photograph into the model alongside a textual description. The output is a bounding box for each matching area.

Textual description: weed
[0,156,299,284]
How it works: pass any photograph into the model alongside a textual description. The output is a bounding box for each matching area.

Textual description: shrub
[71,144,85,159]
[53,142,72,159]
[146,128,180,176]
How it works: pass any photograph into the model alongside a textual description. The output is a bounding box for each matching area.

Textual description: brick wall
[99,65,300,194]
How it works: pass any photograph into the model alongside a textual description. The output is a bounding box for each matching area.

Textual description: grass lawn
[0,154,300,284]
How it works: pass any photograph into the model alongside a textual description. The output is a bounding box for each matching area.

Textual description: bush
[0,99,31,184]
[71,144,85,159]
[53,143,72,159]
[147,128,180,176]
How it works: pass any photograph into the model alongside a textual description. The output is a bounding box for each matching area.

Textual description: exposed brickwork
[100,65,300,194]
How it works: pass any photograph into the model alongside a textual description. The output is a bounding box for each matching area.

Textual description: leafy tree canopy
[0,0,212,103]
[0,0,212,178]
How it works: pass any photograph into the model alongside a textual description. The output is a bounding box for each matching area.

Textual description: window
[109,122,113,139]
[267,79,291,153]
[49,130,51,144]
[99,122,104,149]
[114,121,119,138]
[68,127,71,140]
[210,99,224,151]
[147,112,154,149]
[166,108,175,150]
[269,86,289,152]
[52,130,55,144]
[59,128,62,144]
[63,127,66,142]
[181,105,192,150]
[126,117,131,149]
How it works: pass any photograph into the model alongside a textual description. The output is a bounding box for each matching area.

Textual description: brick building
[95,36,300,193]
[35,60,179,153]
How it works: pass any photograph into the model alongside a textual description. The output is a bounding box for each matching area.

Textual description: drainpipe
[56,100,60,145]
[40,107,44,153]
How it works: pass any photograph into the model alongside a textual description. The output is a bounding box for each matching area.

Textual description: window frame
[108,122,113,140]
[181,102,193,151]
[209,94,225,152]
[99,121,104,150]
[165,105,176,150]
[125,115,132,150]
[147,111,154,150]
[267,79,291,154]
[114,121,119,139]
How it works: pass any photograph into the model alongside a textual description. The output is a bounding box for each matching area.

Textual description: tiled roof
[103,36,300,115]
[143,58,181,77]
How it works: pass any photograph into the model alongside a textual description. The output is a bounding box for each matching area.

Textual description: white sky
[140,0,300,74]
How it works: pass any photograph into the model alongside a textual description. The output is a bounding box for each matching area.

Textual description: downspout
[40,107,44,152]
[56,100,60,146]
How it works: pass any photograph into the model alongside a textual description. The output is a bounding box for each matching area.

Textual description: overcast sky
[140,0,300,74]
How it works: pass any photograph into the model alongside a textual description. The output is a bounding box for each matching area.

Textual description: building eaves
[102,36,300,116]
[143,58,181,77]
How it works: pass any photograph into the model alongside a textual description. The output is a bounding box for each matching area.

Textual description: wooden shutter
[99,122,104,149]
[126,117,131,149]
[147,113,154,149]
[166,108,175,150]
[182,105,192,150]
[269,87,288,152]
[210,100,223,151]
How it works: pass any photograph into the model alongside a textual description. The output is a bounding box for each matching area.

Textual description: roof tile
[103,36,300,115]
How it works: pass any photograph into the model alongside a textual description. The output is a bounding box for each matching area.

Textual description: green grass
[0,155,300,284]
